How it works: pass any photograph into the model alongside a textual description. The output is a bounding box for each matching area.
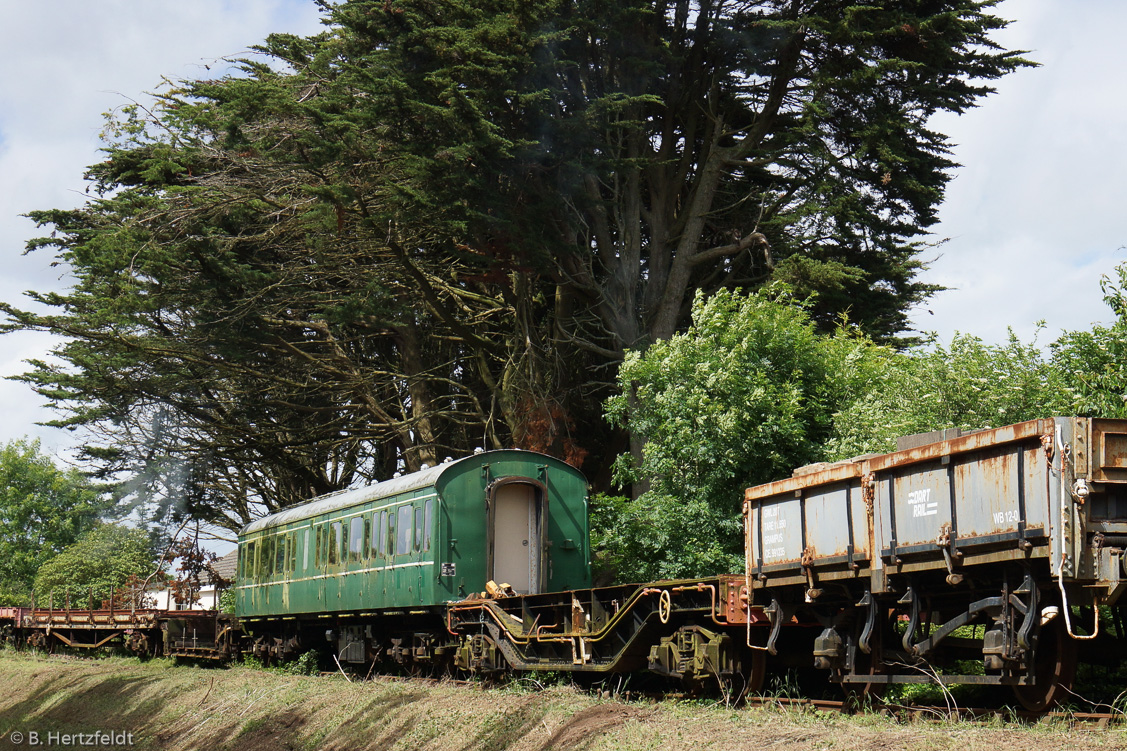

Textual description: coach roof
[239,450,554,536]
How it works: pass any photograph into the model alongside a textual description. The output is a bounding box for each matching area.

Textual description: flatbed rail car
[744,416,1127,709]
[0,605,234,658]
[446,574,770,690]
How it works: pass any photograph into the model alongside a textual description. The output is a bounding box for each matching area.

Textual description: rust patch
[862,473,875,518]
[746,461,862,501]
[864,419,1047,474]
[1091,419,1127,482]
[800,546,816,568]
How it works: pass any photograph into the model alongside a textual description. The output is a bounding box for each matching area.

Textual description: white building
[146,549,238,611]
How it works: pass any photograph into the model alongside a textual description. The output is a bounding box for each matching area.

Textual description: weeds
[239,649,320,676]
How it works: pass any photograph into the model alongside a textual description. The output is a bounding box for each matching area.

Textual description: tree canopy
[603,262,1127,583]
[600,286,884,580]
[0,439,106,605]
[1050,263,1127,419]
[827,329,1068,459]
[2,0,1031,530]
[33,523,157,606]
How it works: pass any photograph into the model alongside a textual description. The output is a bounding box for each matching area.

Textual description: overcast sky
[1,0,1124,462]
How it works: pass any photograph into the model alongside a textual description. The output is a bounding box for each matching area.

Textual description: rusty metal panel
[896,426,984,451]
[803,482,860,560]
[745,461,862,502]
[745,416,1127,603]
[865,418,1049,474]
[1091,419,1127,483]
[875,433,1055,562]
[746,479,871,578]
[1021,443,1052,532]
[952,445,1022,537]
[887,461,952,548]
[747,492,804,569]
[747,418,1074,583]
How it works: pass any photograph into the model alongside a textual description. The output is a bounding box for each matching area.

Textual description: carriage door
[491,480,543,594]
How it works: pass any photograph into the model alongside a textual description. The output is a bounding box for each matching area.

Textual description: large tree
[0,439,106,605]
[33,523,157,606]
[3,0,1030,529]
[600,286,886,580]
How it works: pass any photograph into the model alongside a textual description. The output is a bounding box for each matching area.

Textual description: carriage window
[264,536,275,576]
[363,516,372,559]
[245,541,256,580]
[288,532,298,572]
[379,510,389,558]
[414,507,424,551]
[276,534,286,574]
[349,517,364,562]
[315,527,323,566]
[423,499,434,552]
[330,522,342,564]
[396,505,412,555]
[303,530,310,570]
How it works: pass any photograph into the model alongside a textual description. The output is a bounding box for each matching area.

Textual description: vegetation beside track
[0,652,1124,750]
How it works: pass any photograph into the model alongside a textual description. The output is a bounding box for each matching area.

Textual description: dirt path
[0,652,1123,750]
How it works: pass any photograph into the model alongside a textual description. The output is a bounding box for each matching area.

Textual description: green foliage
[218,587,236,614]
[827,259,1127,461]
[604,287,885,580]
[241,649,320,676]
[1051,263,1127,418]
[33,524,158,604]
[0,439,105,606]
[284,650,321,677]
[827,330,1067,459]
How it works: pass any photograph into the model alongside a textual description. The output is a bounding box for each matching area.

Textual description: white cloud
[911,0,1127,345]
[0,0,324,454]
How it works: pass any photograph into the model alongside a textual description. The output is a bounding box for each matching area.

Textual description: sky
[0,0,1124,465]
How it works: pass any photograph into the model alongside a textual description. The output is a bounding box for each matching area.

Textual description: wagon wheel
[1013,615,1077,712]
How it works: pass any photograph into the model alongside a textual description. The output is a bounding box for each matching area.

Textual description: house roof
[210,549,238,582]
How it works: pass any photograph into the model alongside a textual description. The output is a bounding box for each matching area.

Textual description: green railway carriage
[235,450,591,619]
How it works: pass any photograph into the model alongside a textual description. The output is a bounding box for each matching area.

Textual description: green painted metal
[235,450,590,618]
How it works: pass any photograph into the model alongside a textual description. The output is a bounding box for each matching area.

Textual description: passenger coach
[235,450,591,620]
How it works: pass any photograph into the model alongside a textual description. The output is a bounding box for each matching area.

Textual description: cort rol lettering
[907,488,938,518]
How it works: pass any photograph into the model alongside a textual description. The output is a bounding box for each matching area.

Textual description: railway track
[358,671,1127,726]
[743,696,1125,726]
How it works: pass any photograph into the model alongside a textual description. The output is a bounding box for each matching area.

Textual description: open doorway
[490,480,544,594]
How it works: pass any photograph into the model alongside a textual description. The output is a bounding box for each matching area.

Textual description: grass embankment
[0,651,1122,751]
